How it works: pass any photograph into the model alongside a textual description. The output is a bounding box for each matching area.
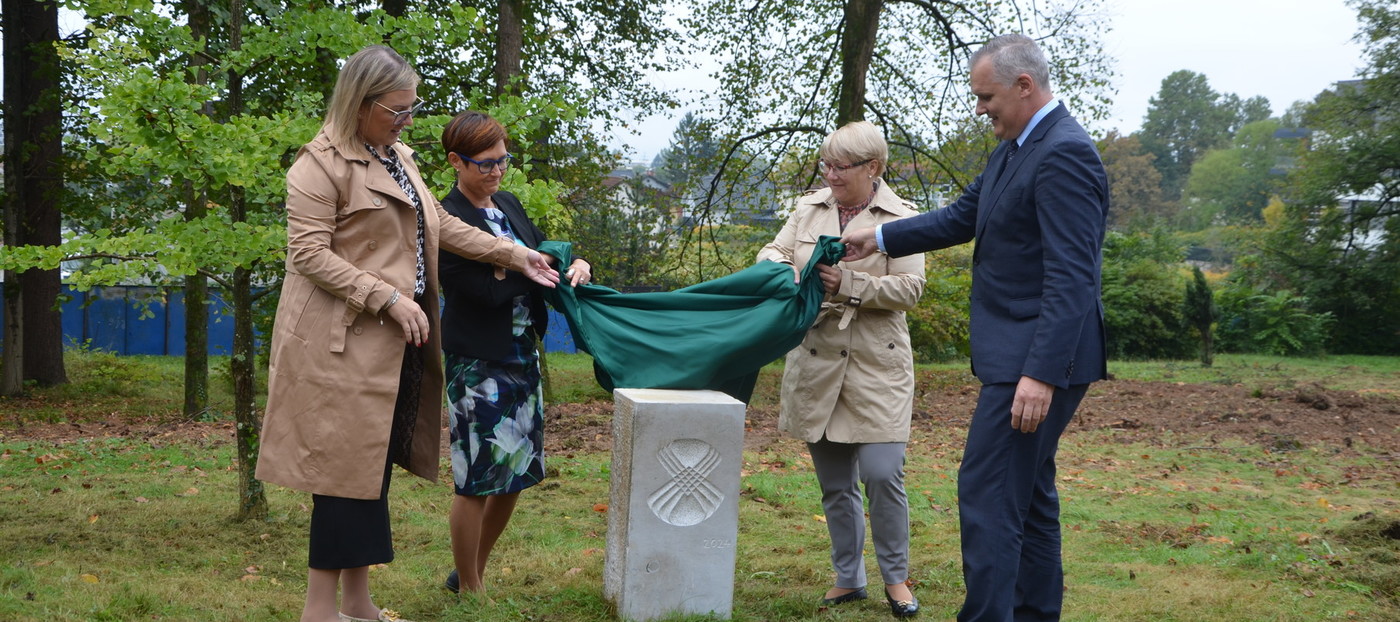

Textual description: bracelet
[386,290,400,309]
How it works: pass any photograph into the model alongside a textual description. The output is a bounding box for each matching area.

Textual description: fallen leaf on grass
[135,497,149,503]
[87,514,98,524]
[177,487,199,497]
[813,515,826,523]
[592,503,608,513]
[565,567,582,576]
[80,574,99,583]
[240,575,261,582]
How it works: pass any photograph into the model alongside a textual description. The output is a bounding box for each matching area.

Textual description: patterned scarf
[365,144,427,298]
[836,181,879,231]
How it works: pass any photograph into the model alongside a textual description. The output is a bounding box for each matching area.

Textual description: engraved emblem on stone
[647,438,723,526]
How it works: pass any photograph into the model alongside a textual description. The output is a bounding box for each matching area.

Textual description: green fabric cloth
[538,236,846,402]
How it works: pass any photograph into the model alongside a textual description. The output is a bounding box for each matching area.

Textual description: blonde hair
[323,45,420,154]
[820,120,888,177]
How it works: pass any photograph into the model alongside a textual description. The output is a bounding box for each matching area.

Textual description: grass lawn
[0,352,1397,620]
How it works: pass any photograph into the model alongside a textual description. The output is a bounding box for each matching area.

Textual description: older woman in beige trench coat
[256,46,556,622]
[757,121,925,618]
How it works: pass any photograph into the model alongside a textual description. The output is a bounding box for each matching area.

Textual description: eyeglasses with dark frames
[458,153,513,174]
[818,159,873,175]
[372,97,426,125]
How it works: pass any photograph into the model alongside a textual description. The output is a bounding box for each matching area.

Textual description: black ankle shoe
[885,589,919,618]
[443,569,459,592]
[819,587,868,606]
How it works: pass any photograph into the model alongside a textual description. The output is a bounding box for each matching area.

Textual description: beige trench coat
[756,183,926,444]
[255,131,533,499]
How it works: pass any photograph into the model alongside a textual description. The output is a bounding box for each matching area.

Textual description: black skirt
[307,342,423,569]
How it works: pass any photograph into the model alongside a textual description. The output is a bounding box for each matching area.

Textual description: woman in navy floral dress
[436,112,590,593]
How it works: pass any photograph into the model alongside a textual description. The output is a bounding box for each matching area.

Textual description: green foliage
[684,0,1113,210]
[907,246,972,363]
[1179,119,1301,227]
[1239,0,1400,355]
[1216,286,1334,356]
[1100,231,1195,359]
[1182,266,1216,366]
[1139,70,1270,201]
[662,224,779,285]
[568,183,684,290]
[1098,131,1166,231]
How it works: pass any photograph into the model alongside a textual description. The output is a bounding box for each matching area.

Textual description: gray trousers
[808,438,910,588]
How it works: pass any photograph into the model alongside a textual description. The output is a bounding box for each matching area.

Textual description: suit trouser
[957,382,1088,622]
[808,439,910,588]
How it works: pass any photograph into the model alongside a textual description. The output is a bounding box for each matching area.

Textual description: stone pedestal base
[604,389,746,621]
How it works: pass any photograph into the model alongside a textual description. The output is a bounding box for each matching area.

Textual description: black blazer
[438,187,549,360]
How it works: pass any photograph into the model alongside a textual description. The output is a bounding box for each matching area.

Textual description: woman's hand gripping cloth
[537,236,846,402]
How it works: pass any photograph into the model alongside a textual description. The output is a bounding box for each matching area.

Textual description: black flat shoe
[885,589,919,618]
[819,587,868,606]
[443,569,459,592]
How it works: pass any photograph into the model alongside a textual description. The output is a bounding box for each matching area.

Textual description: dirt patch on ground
[543,375,1400,458]
[4,376,1399,463]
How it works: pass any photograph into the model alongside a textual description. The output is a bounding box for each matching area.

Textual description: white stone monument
[604,389,746,621]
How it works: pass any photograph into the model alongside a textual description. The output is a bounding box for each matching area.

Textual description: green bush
[1102,259,1195,359]
[1100,231,1195,359]
[1216,285,1333,355]
[908,246,971,363]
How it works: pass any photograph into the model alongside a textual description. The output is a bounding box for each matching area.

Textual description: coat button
[353,327,363,335]
[372,197,383,206]
[888,343,895,349]
[809,348,817,355]
[840,350,848,357]
[368,240,378,250]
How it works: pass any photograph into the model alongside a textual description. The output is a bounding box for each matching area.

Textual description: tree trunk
[230,264,265,520]
[488,0,557,399]
[227,0,268,522]
[182,0,212,419]
[835,0,884,126]
[494,0,525,95]
[3,0,67,389]
[381,0,407,17]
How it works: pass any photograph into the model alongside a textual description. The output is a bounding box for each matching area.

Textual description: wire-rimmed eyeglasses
[818,159,872,175]
[372,97,426,125]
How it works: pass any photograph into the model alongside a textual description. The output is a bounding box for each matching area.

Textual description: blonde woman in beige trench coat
[756,121,926,618]
[255,46,557,622]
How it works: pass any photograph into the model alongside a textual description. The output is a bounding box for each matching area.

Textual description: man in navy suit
[842,33,1108,621]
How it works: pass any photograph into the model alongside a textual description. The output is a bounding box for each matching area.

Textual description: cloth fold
[538,236,846,402]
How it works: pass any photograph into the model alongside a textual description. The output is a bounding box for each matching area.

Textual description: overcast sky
[613,0,1368,162]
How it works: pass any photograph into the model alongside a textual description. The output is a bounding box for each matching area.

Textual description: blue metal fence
[0,284,577,356]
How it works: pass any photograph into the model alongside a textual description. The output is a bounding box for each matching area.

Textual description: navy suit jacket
[883,103,1108,388]
[437,187,549,360]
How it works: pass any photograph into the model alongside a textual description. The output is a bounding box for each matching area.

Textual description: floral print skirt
[445,337,545,496]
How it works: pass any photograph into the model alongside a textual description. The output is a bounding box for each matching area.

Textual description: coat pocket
[1007,295,1041,320]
